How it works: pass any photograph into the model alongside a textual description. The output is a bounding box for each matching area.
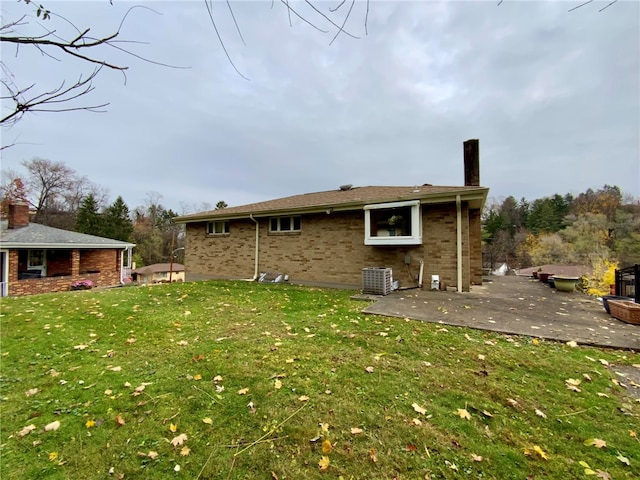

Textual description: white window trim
[269,215,301,233]
[207,221,229,235]
[364,200,422,246]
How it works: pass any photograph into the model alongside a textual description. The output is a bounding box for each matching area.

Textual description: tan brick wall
[185,203,483,290]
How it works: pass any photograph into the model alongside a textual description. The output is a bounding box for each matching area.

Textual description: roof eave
[0,242,136,249]
[175,187,490,223]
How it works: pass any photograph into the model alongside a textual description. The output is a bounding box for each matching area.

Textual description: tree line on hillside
[0,158,226,267]
[483,185,640,273]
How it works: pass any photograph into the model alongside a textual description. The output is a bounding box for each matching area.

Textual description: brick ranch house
[176,140,489,292]
[0,203,135,297]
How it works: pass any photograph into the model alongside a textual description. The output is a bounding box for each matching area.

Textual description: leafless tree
[1,0,370,128]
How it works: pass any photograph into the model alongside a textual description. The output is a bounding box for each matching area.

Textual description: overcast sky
[1,0,638,213]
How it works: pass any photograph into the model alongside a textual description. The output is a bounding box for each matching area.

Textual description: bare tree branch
[329,0,356,46]
[1,68,108,126]
[203,0,250,81]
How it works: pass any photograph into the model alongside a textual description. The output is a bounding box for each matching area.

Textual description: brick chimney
[8,202,30,229]
[463,139,480,187]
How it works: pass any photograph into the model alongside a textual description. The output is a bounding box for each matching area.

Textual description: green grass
[1,280,638,479]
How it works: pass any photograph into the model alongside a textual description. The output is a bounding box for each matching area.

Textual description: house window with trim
[207,221,229,235]
[270,216,301,233]
[364,200,422,245]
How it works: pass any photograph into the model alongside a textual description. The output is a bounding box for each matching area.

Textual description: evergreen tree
[75,194,103,236]
[104,196,133,241]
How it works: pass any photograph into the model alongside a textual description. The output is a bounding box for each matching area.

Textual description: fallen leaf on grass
[411,418,422,426]
[85,420,96,429]
[148,451,159,459]
[406,444,417,452]
[456,408,471,420]
[169,423,177,433]
[176,340,188,346]
[73,344,88,350]
[471,453,483,462]
[193,374,202,381]
[115,414,125,426]
[25,388,39,397]
[107,366,122,372]
[180,446,191,456]
[237,388,249,395]
[170,433,188,447]
[322,439,333,454]
[44,421,60,432]
[17,424,36,437]
[350,427,363,435]
[369,448,378,463]
[565,378,581,392]
[584,438,607,449]
[616,452,630,465]
[412,403,427,415]
[202,417,213,425]
[506,398,519,407]
[213,375,223,383]
[365,366,374,373]
[318,456,330,471]
[48,452,58,461]
[596,470,612,480]
[524,445,548,460]
[535,409,547,419]
[298,395,310,402]
[274,379,282,390]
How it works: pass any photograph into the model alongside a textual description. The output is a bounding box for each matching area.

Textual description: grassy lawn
[1,280,638,479]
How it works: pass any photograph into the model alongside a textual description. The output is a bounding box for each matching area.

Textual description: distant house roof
[176,185,488,223]
[133,263,185,275]
[0,221,135,249]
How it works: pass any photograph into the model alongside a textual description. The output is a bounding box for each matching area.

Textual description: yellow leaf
[147,451,159,459]
[170,423,177,433]
[412,403,427,415]
[350,427,363,435]
[411,418,422,426]
[193,374,202,381]
[274,379,282,390]
[48,452,58,462]
[202,417,213,425]
[319,422,329,433]
[322,439,333,454]
[25,388,39,397]
[533,445,549,460]
[180,446,191,456]
[237,388,249,395]
[471,453,483,462]
[616,452,630,465]
[170,433,188,447]
[298,395,310,402]
[456,408,471,420]
[85,420,96,429]
[318,456,330,471]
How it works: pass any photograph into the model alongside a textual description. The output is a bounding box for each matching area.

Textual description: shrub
[70,280,93,291]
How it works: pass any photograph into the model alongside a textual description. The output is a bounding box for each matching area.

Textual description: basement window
[207,221,229,235]
[270,216,301,233]
[364,200,422,246]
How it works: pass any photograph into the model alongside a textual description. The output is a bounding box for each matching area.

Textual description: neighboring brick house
[132,263,185,285]
[0,203,135,297]
[176,140,489,292]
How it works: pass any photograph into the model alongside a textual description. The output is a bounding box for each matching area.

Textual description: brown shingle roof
[176,185,488,222]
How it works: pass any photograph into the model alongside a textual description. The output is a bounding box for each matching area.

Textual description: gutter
[456,194,463,293]
[249,214,259,281]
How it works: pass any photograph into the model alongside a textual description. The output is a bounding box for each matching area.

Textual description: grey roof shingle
[0,222,135,249]
[176,185,488,222]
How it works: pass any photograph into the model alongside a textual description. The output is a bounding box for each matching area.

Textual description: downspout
[456,195,463,293]
[250,214,259,281]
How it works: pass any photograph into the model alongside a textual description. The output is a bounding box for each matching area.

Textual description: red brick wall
[185,202,483,291]
[7,249,123,297]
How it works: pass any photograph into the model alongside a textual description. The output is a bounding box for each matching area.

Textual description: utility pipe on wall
[456,195,463,292]
[250,214,259,281]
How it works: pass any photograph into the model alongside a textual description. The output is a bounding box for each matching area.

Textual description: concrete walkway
[361,274,640,351]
